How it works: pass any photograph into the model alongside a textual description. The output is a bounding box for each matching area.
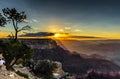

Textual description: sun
[53,33,69,39]
[54,33,60,38]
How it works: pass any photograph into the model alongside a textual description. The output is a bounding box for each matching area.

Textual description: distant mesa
[20,32,55,37]
[20,32,100,39]
[19,32,104,41]
[69,36,99,38]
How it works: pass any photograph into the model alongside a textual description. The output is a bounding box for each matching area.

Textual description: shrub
[16,71,29,79]
[60,72,75,79]
[33,60,59,79]
[0,40,33,70]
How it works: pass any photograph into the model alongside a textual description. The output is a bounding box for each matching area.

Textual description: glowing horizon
[0,0,120,40]
[0,32,120,40]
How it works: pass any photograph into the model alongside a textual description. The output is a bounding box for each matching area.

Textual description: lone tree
[0,8,33,70]
[2,8,31,41]
[0,13,6,27]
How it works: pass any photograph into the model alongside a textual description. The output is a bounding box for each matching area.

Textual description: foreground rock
[0,65,41,79]
[0,66,25,79]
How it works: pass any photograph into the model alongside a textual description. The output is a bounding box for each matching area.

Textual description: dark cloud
[20,32,55,37]
[69,36,99,38]
[25,0,120,6]
[20,32,99,39]
[25,0,120,10]
[1,0,120,30]
[2,0,120,23]
[22,0,120,23]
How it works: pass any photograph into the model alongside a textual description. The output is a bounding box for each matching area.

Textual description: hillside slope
[21,39,120,78]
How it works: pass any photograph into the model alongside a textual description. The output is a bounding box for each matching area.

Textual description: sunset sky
[0,0,120,39]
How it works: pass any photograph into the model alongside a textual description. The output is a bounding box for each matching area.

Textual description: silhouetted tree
[0,13,6,27]
[2,8,31,41]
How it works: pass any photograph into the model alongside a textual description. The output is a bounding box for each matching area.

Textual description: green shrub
[0,40,34,70]
[33,60,59,79]
[60,72,74,79]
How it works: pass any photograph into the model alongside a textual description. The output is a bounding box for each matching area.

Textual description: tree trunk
[12,19,18,42]
[11,58,19,67]
[14,30,18,42]
[5,60,14,70]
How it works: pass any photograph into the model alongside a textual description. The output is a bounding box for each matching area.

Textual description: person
[0,58,5,69]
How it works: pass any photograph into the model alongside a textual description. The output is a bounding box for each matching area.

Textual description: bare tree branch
[18,25,31,32]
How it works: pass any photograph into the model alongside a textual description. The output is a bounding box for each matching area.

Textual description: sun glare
[54,33,60,37]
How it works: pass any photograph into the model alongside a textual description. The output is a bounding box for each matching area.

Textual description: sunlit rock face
[20,38,57,49]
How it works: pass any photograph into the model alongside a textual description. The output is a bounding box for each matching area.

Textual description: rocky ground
[0,66,24,79]
[0,65,41,79]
